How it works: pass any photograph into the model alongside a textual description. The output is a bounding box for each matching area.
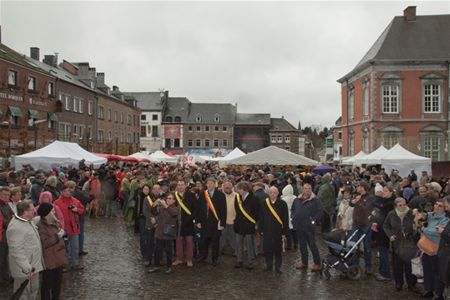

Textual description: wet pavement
[0,217,436,299]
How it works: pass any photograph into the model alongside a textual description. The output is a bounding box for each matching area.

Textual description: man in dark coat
[253,182,267,255]
[259,186,289,274]
[173,179,197,267]
[30,173,45,205]
[437,197,450,297]
[0,187,14,283]
[196,177,227,266]
[234,181,259,270]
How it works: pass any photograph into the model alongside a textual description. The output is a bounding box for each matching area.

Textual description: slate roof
[270,118,298,131]
[338,14,450,82]
[235,113,271,125]
[163,97,190,122]
[0,43,50,74]
[185,103,236,124]
[123,92,163,111]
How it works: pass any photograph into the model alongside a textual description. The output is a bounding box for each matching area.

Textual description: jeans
[41,267,63,300]
[423,253,445,296]
[138,217,155,261]
[352,224,372,270]
[219,224,236,255]
[154,239,173,268]
[235,234,255,264]
[79,216,85,253]
[104,198,116,218]
[176,235,193,262]
[297,229,321,265]
[378,246,391,278]
[67,234,80,267]
[286,229,298,249]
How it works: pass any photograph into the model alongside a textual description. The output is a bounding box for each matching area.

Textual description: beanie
[37,203,53,218]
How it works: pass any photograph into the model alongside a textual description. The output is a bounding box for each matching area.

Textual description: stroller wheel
[347,265,361,280]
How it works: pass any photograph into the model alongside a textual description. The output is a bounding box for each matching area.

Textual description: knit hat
[402,187,415,201]
[37,203,53,218]
[374,183,383,194]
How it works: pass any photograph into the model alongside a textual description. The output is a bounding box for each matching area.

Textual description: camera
[68,205,75,210]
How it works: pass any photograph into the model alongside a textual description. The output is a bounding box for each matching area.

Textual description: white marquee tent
[129,152,152,161]
[149,151,179,164]
[380,143,432,177]
[355,145,389,165]
[341,151,367,165]
[14,141,107,170]
[225,146,318,166]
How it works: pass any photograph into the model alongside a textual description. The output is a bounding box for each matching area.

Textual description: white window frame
[88,100,93,115]
[79,99,84,113]
[214,113,220,123]
[382,85,399,114]
[423,84,441,113]
[65,95,71,111]
[363,135,369,153]
[348,90,354,119]
[73,97,78,113]
[97,130,104,142]
[363,84,369,116]
[271,136,276,143]
[277,136,283,143]
[285,136,291,143]
[8,70,17,86]
[222,139,228,147]
[349,135,354,156]
[423,136,440,161]
[28,76,36,91]
[196,114,202,123]
[383,134,399,149]
[48,82,54,96]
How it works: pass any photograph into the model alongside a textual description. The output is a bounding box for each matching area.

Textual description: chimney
[30,47,40,61]
[43,55,56,67]
[403,6,416,22]
[96,72,105,85]
[112,85,119,92]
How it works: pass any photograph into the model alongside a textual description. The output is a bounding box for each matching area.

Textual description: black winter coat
[176,191,197,236]
[233,193,259,235]
[383,210,416,256]
[259,198,289,253]
[373,195,395,248]
[196,189,227,238]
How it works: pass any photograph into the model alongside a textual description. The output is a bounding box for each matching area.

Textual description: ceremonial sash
[236,194,256,224]
[265,198,283,227]
[146,196,154,206]
[204,190,219,221]
[175,192,192,216]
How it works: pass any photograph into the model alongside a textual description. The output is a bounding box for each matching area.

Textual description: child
[337,187,354,231]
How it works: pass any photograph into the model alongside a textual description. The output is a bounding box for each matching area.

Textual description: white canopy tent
[149,151,179,164]
[380,143,432,177]
[355,145,389,165]
[14,141,107,170]
[225,146,318,166]
[341,151,367,166]
[210,147,246,165]
[129,152,152,160]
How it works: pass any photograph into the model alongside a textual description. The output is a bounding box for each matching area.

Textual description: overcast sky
[1,1,449,128]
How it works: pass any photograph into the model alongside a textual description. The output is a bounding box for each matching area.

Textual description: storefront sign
[0,92,23,102]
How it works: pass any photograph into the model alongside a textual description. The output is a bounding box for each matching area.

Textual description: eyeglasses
[397,204,407,207]
[434,203,444,208]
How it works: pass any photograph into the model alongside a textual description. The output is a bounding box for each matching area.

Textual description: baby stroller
[320,229,366,280]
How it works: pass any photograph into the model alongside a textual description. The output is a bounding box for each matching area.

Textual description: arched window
[174,116,181,123]
[165,116,173,123]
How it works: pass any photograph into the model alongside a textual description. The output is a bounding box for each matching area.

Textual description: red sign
[164,125,181,139]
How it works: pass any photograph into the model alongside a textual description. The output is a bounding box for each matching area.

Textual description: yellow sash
[146,196,154,206]
[237,194,256,224]
[204,190,219,221]
[175,192,192,216]
[265,198,283,227]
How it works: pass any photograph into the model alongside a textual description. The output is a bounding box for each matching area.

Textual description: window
[188,140,193,147]
[222,139,228,147]
[151,125,158,137]
[48,82,54,96]
[88,100,93,115]
[108,109,112,121]
[8,70,17,86]
[133,115,136,126]
[271,136,277,143]
[348,91,354,119]
[165,116,173,123]
[205,126,210,132]
[141,114,147,121]
[165,139,171,148]
[73,98,78,113]
[108,131,112,142]
[127,114,131,125]
[79,99,84,113]
[126,133,131,143]
[188,126,193,132]
[174,116,181,123]
[382,85,399,113]
[97,130,105,143]
[196,126,201,132]
[174,139,180,147]
[424,84,440,113]
[285,146,290,151]
[205,139,210,147]
[196,139,201,147]
[59,123,72,141]
[28,76,36,91]
[424,136,440,160]
[285,136,291,143]
[140,126,147,137]
[196,114,201,123]
[65,95,71,111]
[277,136,283,143]
[114,111,118,122]
[214,139,219,147]
[383,134,398,149]
[363,85,369,116]
[121,112,124,123]
[98,106,104,119]
[152,114,158,121]
[214,114,220,123]
[338,132,342,140]
[363,136,369,153]
[214,126,219,131]
[80,126,85,139]
[223,126,227,132]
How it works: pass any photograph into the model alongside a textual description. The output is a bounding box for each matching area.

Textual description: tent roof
[14,141,106,170]
[381,144,431,162]
[149,150,179,163]
[129,152,152,160]
[225,146,318,166]
[355,145,388,165]
[342,151,367,165]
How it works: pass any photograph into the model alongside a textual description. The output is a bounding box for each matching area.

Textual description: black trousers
[200,234,221,262]
[265,251,282,271]
[154,239,173,268]
[392,252,416,288]
[0,241,9,282]
[41,267,63,300]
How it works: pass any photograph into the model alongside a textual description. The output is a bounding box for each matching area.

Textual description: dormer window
[174,116,181,123]
[165,116,173,123]
[214,113,220,123]
[196,114,202,123]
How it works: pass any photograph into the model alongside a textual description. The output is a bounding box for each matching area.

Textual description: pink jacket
[35,191,65,229]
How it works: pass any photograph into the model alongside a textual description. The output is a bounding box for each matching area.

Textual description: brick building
[336,6,450,161]
[0,44,57,156]
[269,117,300,154]
[234,113,271,152]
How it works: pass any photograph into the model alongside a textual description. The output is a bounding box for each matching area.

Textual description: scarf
[395,207,409,218]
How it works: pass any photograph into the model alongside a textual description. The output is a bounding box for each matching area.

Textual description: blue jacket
[423,212,449,244]
[291,193,323,231]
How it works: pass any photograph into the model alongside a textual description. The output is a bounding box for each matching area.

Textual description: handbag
[163,224,177,238]
[411,251,423,277]
[398,238,419,262]
[417,235,439,256]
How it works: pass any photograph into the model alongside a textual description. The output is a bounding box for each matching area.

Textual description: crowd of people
[0,161,449,299]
